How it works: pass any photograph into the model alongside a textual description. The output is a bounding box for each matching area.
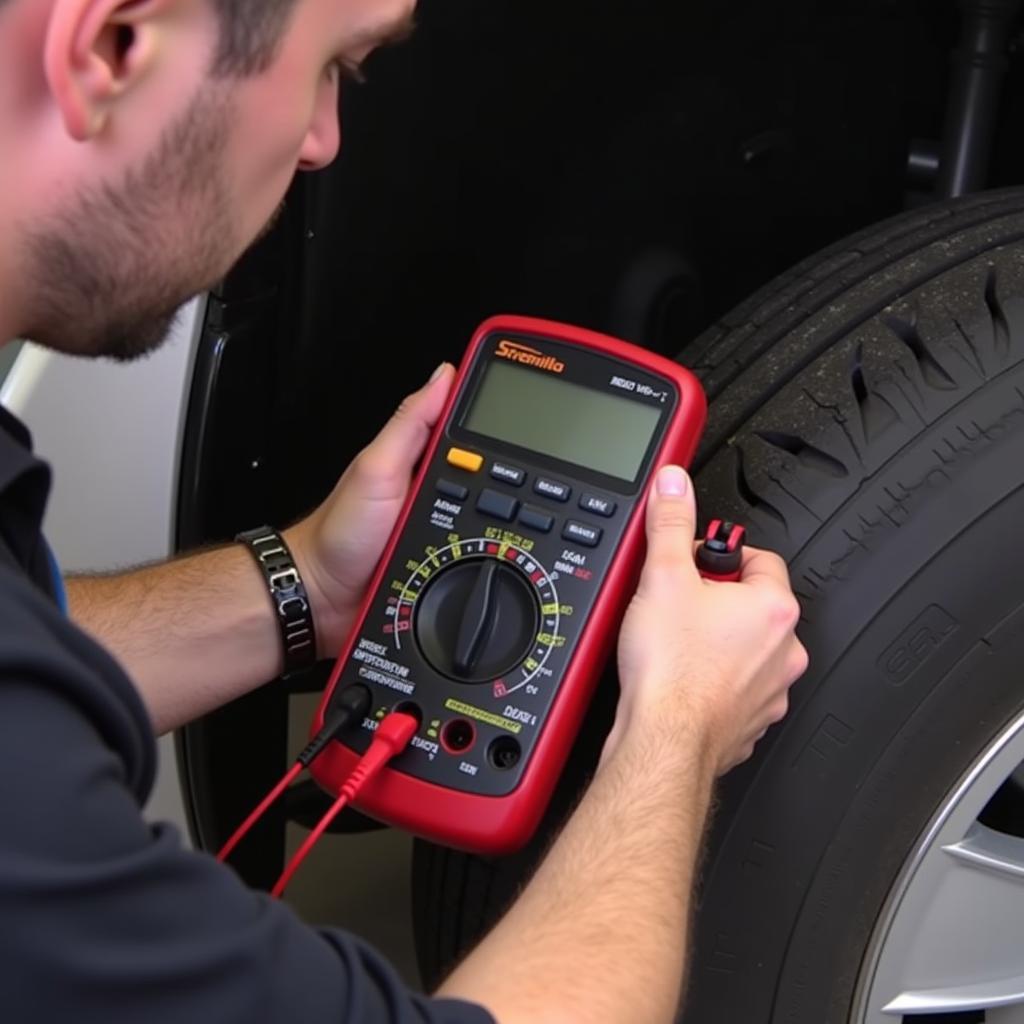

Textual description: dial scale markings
[391,538,561,696]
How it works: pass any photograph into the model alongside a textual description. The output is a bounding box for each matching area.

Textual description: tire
[412,187,1024,1022]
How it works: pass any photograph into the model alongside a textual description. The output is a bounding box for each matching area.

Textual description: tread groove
[881,312,957,390]
[755,431,850,478]
[986,265,1011,360]
[948,311,987,376]
[734,445,787,528]
[852,343,869,407]
[851,342,900,441]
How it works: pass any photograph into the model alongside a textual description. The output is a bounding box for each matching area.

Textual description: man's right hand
[614,465,808,775]
[439,463,804,1023]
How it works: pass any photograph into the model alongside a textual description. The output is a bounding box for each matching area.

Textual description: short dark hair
[0,0,301,77]
[208,0,302,77]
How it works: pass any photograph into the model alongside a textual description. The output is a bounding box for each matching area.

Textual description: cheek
[233,93,320,221]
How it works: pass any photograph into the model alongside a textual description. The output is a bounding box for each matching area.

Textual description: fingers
[643,466,700,582]
[356,363,455,482]
[738,545,792,590]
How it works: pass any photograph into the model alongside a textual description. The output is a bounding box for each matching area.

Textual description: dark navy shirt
[0,405,493,1024]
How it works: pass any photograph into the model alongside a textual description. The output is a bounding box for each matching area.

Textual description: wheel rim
[852,708,1024,1023]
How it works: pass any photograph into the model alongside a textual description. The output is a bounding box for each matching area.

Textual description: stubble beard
[21,87,236,363]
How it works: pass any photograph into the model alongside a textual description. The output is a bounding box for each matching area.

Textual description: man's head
[0,0,414,361]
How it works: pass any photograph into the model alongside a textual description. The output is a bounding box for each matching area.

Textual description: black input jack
[488,735,521,771]
[441,719,476,755]
[392,701,424,727]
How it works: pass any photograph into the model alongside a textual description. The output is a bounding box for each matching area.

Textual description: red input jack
[441,718,476,755]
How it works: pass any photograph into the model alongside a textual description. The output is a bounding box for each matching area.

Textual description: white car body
[0,298,208,838]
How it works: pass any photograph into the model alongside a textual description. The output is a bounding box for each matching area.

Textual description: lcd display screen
[462,358,664,481]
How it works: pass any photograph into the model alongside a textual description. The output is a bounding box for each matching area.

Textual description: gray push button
[563,520,603,547]
[491,462,525,487]
[580,493,616,518]
[437,478,469,501]
[534,478,571,503]
[518,506,554,534]
[477,489,520,522]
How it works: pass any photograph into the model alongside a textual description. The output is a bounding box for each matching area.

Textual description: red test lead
[216,683,372,865]
[696,520,746,583]
[270,710,420,898]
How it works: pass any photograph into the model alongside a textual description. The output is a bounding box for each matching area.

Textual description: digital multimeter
[310,315,707,854]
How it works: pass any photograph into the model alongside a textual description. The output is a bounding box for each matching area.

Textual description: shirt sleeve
[0,582,494,1024]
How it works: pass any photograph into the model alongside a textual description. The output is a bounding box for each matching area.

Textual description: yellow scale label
[445,699,522,735]
[483,527,534,553]
[541,602,559,615]
[537,632,566,648]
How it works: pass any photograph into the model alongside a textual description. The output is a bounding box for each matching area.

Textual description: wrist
[235,526,319,676]
[281,522,349,660]
[605,685,719,778]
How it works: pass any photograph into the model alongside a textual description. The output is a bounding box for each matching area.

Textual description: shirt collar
[0,403,52,571]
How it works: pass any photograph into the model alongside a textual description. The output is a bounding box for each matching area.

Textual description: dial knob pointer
[454,559,500,675]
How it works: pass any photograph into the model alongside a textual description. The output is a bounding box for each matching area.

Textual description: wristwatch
[236,527,318,676]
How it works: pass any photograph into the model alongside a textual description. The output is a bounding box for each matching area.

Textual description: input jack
[441,718,477,755]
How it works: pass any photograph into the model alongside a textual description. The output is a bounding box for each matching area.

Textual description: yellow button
[447,447,484,473]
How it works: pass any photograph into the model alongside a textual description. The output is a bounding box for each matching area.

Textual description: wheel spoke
[875,823,1024,1016]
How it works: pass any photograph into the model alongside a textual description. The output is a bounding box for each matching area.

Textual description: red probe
[696,520,746,582]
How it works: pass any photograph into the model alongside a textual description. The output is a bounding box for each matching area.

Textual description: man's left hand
[285,363,455,659]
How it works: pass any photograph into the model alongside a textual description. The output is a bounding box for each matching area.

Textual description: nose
[298,79,342,172]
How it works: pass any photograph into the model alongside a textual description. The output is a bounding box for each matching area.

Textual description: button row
[448,447,616,517]
[477,489,602,547]
[441,482,602,547]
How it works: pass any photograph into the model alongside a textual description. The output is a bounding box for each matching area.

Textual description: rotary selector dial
[415,558,539,683]
[390,538,563,696]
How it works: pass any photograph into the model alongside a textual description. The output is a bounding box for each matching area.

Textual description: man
[0,1,808,1021]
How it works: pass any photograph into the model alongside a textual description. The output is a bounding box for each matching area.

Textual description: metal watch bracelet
[235,527,317,676]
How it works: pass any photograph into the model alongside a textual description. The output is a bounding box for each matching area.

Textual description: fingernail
[657,465,689,497]
[429,362,448,383]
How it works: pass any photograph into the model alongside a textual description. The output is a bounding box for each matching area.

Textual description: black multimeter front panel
[324,332,679,798]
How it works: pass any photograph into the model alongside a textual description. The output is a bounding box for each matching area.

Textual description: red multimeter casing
[309,315,707,854]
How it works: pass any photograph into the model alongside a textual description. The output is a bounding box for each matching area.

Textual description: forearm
[66,526,334,734]
[438,715,716,1024]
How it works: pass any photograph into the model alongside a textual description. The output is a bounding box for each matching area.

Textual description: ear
[43,0,175,141]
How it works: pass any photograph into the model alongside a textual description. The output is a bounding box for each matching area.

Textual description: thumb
[644,465,699,578]
[364,363,455,478]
